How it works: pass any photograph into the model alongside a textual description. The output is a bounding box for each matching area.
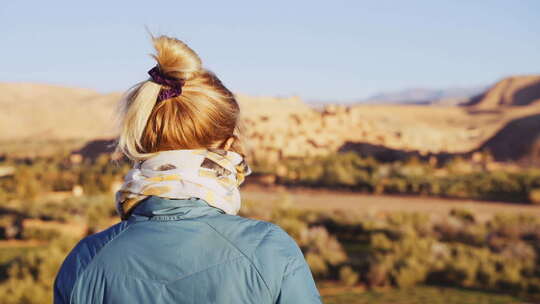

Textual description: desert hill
[479,113,540,164]
[1,75,540,164]
[0,83,121,141]
[464,75,540,109]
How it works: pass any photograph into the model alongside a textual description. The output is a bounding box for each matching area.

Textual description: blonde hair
[115,35,245,161]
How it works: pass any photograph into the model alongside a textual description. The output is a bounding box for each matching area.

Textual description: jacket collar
[129,196,225,221]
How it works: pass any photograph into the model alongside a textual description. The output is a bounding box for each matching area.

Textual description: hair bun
[151,36,202,81]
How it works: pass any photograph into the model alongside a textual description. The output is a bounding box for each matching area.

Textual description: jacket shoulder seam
[201,220,274,299]
[69,222,133,303]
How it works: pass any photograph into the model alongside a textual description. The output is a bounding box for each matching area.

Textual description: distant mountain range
[306,86,488,107]
[361,86,488,105]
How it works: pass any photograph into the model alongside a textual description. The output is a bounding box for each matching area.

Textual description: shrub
[529,189,540,205]
[274,152,540,204]
[0,215,23,240]
[339,266,359,286]
[22,227,61,242]
[0,237,78,304]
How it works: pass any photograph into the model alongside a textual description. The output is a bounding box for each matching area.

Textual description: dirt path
[241,185,540,221]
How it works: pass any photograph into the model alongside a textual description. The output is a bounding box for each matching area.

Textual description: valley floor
[321,285,526,304]
[242,184,540,221]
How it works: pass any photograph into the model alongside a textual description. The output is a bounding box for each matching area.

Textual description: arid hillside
[1,75,540,163]
[465,75,540,108]
[0,83,121,141]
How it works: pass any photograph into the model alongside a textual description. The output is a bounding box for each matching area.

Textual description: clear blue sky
[1,1,539,101]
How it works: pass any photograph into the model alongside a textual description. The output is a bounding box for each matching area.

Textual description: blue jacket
[54,196,321,303]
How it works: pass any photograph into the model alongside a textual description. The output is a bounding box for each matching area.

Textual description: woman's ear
[223,136,235,151]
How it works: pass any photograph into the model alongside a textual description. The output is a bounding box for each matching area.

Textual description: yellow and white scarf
[115,149,252,220]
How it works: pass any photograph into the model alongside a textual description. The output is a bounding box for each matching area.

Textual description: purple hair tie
[148,66,185,102]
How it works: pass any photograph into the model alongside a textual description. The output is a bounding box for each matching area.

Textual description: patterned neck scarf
[115,149,252,220]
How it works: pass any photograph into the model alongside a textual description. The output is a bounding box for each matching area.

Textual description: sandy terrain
[241,185,540,221]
